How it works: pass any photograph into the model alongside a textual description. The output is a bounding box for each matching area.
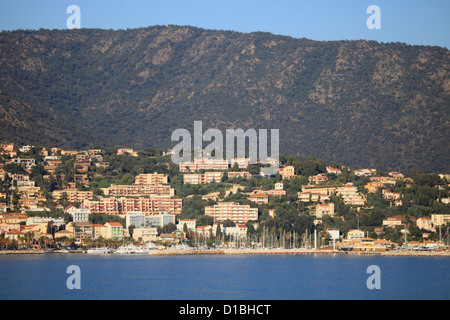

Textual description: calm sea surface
[0,254,448,300]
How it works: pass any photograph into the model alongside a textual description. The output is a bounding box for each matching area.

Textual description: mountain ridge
[0,25,448,172]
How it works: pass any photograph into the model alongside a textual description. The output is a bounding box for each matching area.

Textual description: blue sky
[0,0,449,48]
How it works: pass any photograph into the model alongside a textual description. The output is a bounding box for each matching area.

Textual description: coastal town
[0,142,449,256]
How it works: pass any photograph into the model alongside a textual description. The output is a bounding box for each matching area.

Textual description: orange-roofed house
[416,217,434,232]
[105,222,124,240]
[279,166,297,179]
[249,191,269,204]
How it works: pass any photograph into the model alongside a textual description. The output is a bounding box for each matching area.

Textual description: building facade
[205,202,258,224]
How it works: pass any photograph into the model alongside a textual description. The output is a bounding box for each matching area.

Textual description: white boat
[87,247,112,255]
[170,243,193,250]
[115,244,138,255]
[133,243,158,254]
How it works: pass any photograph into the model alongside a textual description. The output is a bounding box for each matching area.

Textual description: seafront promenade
[147,248,450,257]
[1,248,449,257]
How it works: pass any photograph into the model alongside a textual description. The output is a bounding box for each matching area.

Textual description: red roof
[106,222,123,227]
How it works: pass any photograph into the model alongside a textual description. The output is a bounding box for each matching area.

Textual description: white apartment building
[177,219,197,232]
[224,225,248,240]
[66,207,91,223]
[10,158,36,170]
[125,212,175,229]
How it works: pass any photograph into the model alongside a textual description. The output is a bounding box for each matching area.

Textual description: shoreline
[1,248,449,257]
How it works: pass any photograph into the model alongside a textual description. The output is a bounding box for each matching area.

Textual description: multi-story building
[205,202,258,224]
[431,214,450,227]
[382,190,401,202]
[336,184,366,206]
[224,224,248,240]
[26,217,65,227]
[364,181,384,193]
[301,185,337,196]
[0,143,17,157]
[179,159,229,172]
[52,189,94,203]
[74,163,89,173]
[309,173,328,185]
[125,212,175,229]
[120,197,182,215]
[298,192,330,203]
[230,158,250,169]
[227,171,253,179]
[347,229,365,241]
[105,222,124,240]
[66,222,93,240]
[183,174,203,185]
[10,158,36,170]
[369,176,397,186]
[74,174,89,185]
[86,196,182,216]
[92,224,108,239]
[327,228,340,241]
[66,206,91,223]
[177,219,197,232]
[183,172,224,184]
[134,173,169,185]
[101,184,174,197]
[279,166,297,179]
[75,154,90,164]
[4,214,27,224]
[315,203,335,218]
[132,227,158,242]
[248,191,269,204]
[416,217,434,232]
[83,197,121,215]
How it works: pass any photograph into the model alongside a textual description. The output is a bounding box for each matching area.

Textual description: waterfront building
[125,212,176,229]
[177,219,197,232]
[105,222,124,240]
[205,202,258,224]
[132,227,158,242]
[347,229,365,241]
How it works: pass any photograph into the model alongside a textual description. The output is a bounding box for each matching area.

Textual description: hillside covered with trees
[0,26,448,172]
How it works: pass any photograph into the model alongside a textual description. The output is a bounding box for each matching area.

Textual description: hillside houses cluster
[0,142,449,250]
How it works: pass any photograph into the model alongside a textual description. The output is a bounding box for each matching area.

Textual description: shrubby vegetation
[0,26,448,172]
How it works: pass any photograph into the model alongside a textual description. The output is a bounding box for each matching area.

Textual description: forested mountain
[0,26,448,172]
